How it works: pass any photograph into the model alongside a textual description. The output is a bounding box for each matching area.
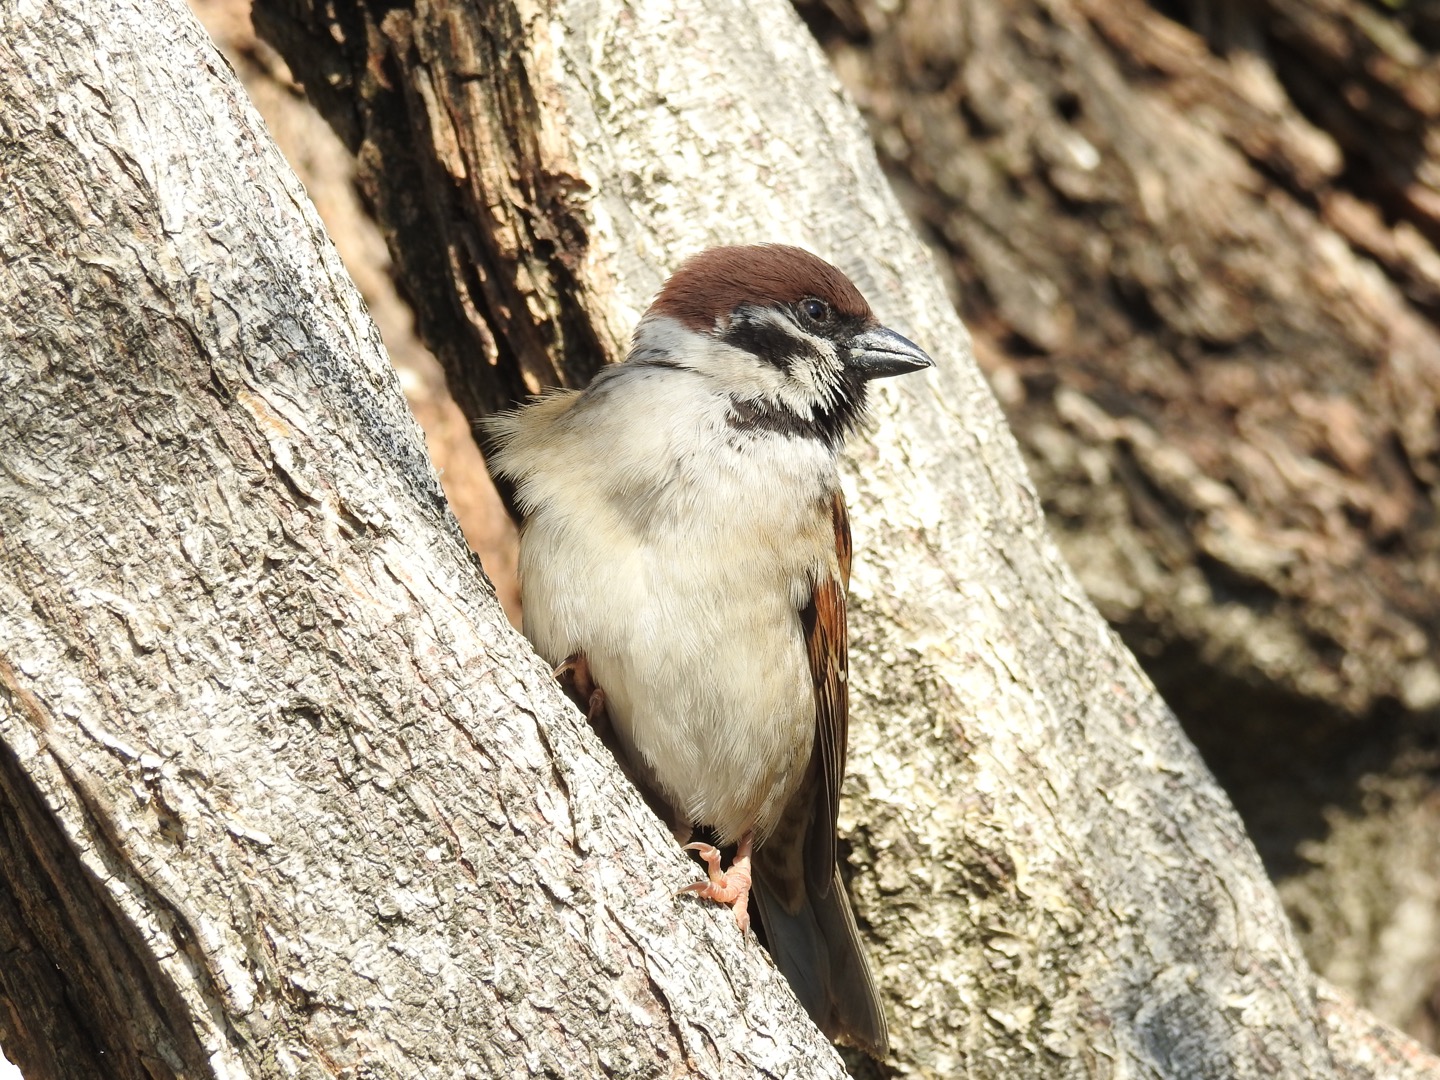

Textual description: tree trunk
[789,0,1440,1045]
[0,2,846,1076]
[2,1,1437,1079]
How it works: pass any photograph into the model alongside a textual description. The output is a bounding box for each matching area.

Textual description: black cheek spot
[719,312,813,373]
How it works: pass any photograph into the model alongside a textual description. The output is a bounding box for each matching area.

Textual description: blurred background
[175,0,1440,1056]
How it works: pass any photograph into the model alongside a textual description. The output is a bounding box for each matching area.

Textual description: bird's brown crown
[650,245,874,331]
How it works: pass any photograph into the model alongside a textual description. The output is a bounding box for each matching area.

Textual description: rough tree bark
[1,3,1437,1080]
[786,0,1440,1044]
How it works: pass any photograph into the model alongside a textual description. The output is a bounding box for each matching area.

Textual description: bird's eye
[800,297,833,324]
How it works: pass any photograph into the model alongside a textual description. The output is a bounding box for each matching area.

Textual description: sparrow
[485,244,933,1056]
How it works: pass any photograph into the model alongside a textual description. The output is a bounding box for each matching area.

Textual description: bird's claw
[678,840,753,933]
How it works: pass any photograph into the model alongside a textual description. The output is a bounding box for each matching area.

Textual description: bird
[484,244,933,1056]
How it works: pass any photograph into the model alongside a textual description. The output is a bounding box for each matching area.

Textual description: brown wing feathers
[832,489,852,587]
[800,491,852,894]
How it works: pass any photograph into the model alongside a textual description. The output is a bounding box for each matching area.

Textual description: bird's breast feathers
[491,364,843,841]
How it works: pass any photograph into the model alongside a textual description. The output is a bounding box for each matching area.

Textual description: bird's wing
[800,489,851,894]
[757,489,888,1054]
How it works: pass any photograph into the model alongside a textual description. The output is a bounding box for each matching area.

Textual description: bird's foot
[678,835,753,933]
[553,652,608,729]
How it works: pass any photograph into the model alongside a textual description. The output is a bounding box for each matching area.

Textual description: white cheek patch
[736,309,851,415]
[793,338,843,400]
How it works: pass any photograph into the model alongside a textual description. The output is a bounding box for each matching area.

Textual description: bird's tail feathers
[752,869,888,1057]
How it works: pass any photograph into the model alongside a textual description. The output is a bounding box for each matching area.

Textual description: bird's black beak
[845,325,935,380]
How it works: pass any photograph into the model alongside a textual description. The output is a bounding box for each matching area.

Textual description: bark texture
[0,2,847,1076]
[246,0,1439,1077]
[785,0,1440,1045]
[188,0,522,625]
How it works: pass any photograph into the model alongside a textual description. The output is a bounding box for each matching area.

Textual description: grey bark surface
[0,1,848,1077]
[246,0,1440,1078]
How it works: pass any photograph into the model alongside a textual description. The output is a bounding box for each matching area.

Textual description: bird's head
[628,245,934,448]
